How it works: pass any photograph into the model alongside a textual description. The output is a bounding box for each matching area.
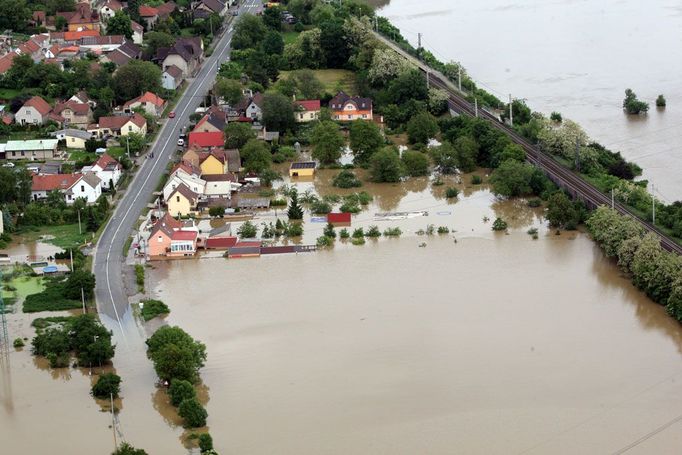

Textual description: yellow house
[199,151,227,175]
[167,183,198,217]
[51,129,92,149]
[289,161,316,178]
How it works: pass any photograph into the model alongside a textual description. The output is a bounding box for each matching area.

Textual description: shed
[289,161,316,177]
[327,212,351,224]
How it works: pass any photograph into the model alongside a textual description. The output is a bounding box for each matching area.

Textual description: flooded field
[2,171,682,454]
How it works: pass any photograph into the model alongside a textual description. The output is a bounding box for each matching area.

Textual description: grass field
[18,224,90,250]
[282,31,299,45]
[280,69,358,95]
[0,88,21,100]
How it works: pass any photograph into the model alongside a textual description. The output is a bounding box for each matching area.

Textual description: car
[177,138,185,146]
[1,162,14,168]
[168,111,176,118]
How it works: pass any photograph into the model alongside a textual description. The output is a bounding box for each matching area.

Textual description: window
[81,185,85,192]
[176,196,180,202]
[128,125,132,131]
[347,115,351,120]
[71,137,75,142]
[158,236,163,242]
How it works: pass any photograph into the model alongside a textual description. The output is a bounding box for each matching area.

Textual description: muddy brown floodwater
[3,172,682,454]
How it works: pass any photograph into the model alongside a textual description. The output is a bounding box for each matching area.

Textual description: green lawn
[280,69,358,96]
[68,150,97,163]
[107,146,128,160]
[282,31,299,45]
[18,224,90,250]
[0,88,21,100]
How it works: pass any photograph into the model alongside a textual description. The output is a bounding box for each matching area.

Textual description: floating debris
[375,211,428,221]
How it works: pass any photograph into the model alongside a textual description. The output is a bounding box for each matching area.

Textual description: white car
[177,138,185,147]
[1,162,14,168]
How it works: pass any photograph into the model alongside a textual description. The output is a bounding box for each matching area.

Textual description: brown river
[373,0,682,201]
[3,169,682,453]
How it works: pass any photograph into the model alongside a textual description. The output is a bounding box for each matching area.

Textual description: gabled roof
[171,161,201,177]
[124,91,165,109]
[80,35,124,46]
[171,230,197,241]
[329,91,373,111]
[80,172,101,189]
[224,148,240,172]
[95,153,120,170]
[50,128,92,140]
[0,52,16,74]
[32,173,81,192]
[21,96,52,116]
[150,213,183,237]
[131,20,144,33]
[250,92,264,109]
[193,108,226,132]
[63,30,100,41]
[156,1,177,17]
[197,0,225,13]
[71,90,91,104]
[101,0,123,11]
[294,99,321,111]
[169,183,198,203]
[6,139,58,151]
[164,64,183,79]
[96,113,146,130]
[188,131,224,148]
[203,173,236,182]
[139,5,159,17]
[54,100,90,116]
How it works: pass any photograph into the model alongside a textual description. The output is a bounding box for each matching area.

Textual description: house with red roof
[148,213,198,258]
[139,5,159,28]
[121,91,166,117]
[31,173,102,204]
[192,107,226,133]
[188,131,224,149]
[57,2,100,32]
[53,100,93,128]
[0,52,17,75]
[16,96,52,125]
[83,153,122,190]
[88,113,147,138]
[294,99,321,123]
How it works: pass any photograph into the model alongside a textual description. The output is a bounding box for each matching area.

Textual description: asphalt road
[93,1,260,337]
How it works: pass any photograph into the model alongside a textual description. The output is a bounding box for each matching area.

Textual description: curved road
[93,1,259,337]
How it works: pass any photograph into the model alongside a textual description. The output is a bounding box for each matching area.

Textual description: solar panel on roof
[290,162,316,169]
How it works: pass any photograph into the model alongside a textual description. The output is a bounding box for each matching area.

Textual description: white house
[31,173,102,204]
[161,65,183,91]
[15,96,52,125]
[163,172,206,202]
[82,153,122,190]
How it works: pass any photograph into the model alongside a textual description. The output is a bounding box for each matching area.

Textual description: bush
[199,433,214,453]
[656,94,666,107]
[316,235,333,247]
[92,373,122,399]
[527,198,542,208]
[471,175,482,185]
[365,225,381,237]
[178,398,208,428]
[437,226,450,234]
[332,169,362,188]
[13,337,25,348]
[339,228,350,239]
[352,228,365,239]
[112,442,149,455]
[270,198,287,207]
[168,379,196,407]
[340,202,360,213]
[147,326,206,384]
[550,111,562,122]
[445,187,459,198]
[310,200,332,214]
[623,88,649,114]
[135,264,145,292]
[323,223,336,238]
[401,150,430,177]
[351,237,366,246]
[237,221,258,239]
[527,227,539,239]
[383,227,402,237]
[208,206,225,218]
[140,299,170,321]
[23,286,81,312]
[369,147,403,183]
[492,218,508,231]
[286,222,303,237]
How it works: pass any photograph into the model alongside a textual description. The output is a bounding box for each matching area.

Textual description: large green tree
[106,10,133,39]
[214,77,243,105]
[406,111,438,145]
[262,92,295,132]
[232,13,267,50]
[489,159,536,197]
[240,139,272,173]
[146,326,206,384]
[452,136,479,172]
[0,0,30,32]
[310,121,344,164]
[545,192,578,229]
[224,122,256,149]
[319,19,350,68]
[349,120,383,164]
[370,147,403,183]
[112,60,161,103]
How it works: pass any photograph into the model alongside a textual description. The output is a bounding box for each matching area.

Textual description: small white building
[31,173,102,204]
[161,65,184,91]
[81,153,122,190]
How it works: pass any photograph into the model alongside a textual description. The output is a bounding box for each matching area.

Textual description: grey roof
[224,148,240,172]
[50,128,92,140]
[5,139,58,151]
[81,172,101,188]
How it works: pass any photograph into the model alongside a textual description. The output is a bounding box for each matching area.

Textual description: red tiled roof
[172,230,197,241]
[188,131,224,148]
[139,5,158,17]
[198,149,225,165]
[54,100,90,116]
[32,174,81,192]
[294,99,321,111]
[131,20,144,32]
[150,213,183,237]
[171,161,200,177]
[156,1,177,17]
[0,52,16,74]
[19,39,40,54]
[123,91,166,108]
[95,153,119,169]
[22,96,52,116]
[64,30,100,41]
[96,113,146,130]
[235,241,261,248]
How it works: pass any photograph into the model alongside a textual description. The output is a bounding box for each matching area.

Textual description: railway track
[427,74,682,255]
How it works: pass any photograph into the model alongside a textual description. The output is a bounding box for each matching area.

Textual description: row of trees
[586,207,682,322]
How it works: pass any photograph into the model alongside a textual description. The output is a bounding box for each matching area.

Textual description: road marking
[101,23,238,338]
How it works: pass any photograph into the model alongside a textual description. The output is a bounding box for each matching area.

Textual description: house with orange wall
[329,91,373,121]
[148,213,198,259]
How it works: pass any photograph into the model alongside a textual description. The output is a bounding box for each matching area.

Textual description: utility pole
[374,16,378,32]
[126,136,130,159]
[417,32,422,49]
[70,248,74,272]
[574,137,580,172]
[509,94,513,126]
[81,287,86,314]
[77,209,82,235]
[111,393,117,450]
[426,69,430,89]
[474,98,478,117]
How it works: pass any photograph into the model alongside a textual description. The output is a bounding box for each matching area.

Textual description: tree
[287,188,304,220]
[69,314,115,365]
[63,269,96,300]
[430,141,459,174]
[388,69,428,105]
[310,121,344,164]
[168,379,196,407]
[146,326,206,383]
[263,5,282,30]
[406,111,438,145]
[370,147,403,183]
[0,0,31,32]
[214,77,243,105]
[232,14,267,50]
[453,136,479,172]
[224,122,256,148]
[178,398,208,428]
[144,31,175,58]
[284,69,324,99]
[92,373,122,398]
[262,30,284,55]
[349,120,383,164]
[401,150,430,176]
[199,433,214,453]
[240,139,271,173]
[623,89,649,115]
[55,15,68,31]
[367,48,410,86]
[545,192,577,229]
[489,159,535,197]
[656,95,666,107]
[125,132,146,154]
[491,143,525,167]
[310,3,335,25]
[112,60,162,103]
[262,92,295,132]
[112,443,148,455]
[332,169,362,188]
[237,220,258,238]
[319,20,350,68]
[106,10,133,39]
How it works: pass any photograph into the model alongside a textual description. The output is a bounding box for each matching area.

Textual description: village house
[157,1,178,20]
[192,0,227,18]
[15,96,52,125]
[82,153,122,190]
[131,21,144,45]
[202,173,238,199]
[99,0,123,20]
[79,35,125,53]
[4,139,59,160]
[163,164,205,201]
[102,41,142,66]
[49,128,93,149]
[192,107,226,133]
[148,213,198,258]
[139,5,159,29]
[329,91,373,121]
[156,37,203,78]
[161,65,184,90]
[88,113,147,138]
[31,172,102,204]
[17,35,48,62]
[167,183,199,217]
[121,92,166,117]
[294,99,321,123]
[53,100,93,128]
[0,52,16,76]
[289,161,316,178]
[235,92,264,121]
[57,3,100,32]
[187,131,225,150]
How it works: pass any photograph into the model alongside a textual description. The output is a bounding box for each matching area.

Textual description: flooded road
[374,0,682,200]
